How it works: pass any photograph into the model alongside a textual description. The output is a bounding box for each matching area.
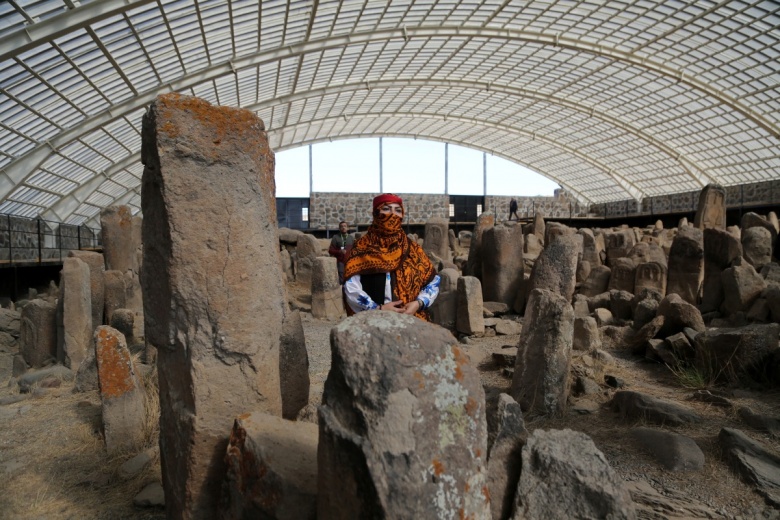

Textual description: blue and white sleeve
[344,274,380,313]
[416,274,441,309]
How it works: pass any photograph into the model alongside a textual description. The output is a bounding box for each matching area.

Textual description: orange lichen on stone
[482,485,491,502]
[432,458,445,476]
[95,328,135,399]
[156,92,263,146]
[237,412,251,420]
[465,397,478,416]
[117,205,132,228]
[412,370,425,389]
[451,345,468,381]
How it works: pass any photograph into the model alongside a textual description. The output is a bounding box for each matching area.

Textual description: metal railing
[0,213,101,267]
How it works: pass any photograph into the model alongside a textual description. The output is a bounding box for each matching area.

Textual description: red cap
[372,193,403,210]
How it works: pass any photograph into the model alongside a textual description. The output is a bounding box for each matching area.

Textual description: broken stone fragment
[610,390,701,426]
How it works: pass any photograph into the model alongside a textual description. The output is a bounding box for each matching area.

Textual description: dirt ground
[1,282,779,518]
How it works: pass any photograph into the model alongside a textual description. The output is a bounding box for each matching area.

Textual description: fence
[0,213,101,266]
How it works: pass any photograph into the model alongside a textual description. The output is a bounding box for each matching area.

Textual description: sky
[274,137,560,197]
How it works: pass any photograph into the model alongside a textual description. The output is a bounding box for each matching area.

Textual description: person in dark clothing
[509,198,519,221]
[328,221,354,284]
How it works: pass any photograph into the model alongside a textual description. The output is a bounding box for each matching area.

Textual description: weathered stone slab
[279,310,309,421]
[487,393,528,520]
[574,316,601,352]
[513,429,635,519]
[94,326,144,454]
[631,427,705,471]
[722,262,766,315]
[422,217,451,262]
[634,261,667,296]
[657,293,705,338]
[719,427,780,507]
[580,265,611,297]
[694,183,727,230]
[466,212,495,279]
[481,224,524,306]
[578,228,602,266]
[607,257,635,294]
[140,94,286,519]
[103,270,126,324]
[222,412,318,520]
[610,391,701,426]
[604,229,636,267]
[742,226,773,270]
[528,233,581,302]
[694,324,779,383]
[73,346,98,393]
[68,250,105,331]
[60,257,92,371]
[457,275,485,335]
[311,257,344,320]
[19,299,57,368]
[295,233,321,285]
[511,288,574,416]
[701,227,742,312]
[101,205,140,274]
[667,226,704,305]
[318,312,489,519]
[431,268,458,331]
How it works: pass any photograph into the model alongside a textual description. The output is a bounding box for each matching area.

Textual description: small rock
[631,427,705,471]
[495,319,521,335]
[0,394,29,406]
[610,391,701,426]
[604,375,625,388]
[133,482,165,508]
[573,376,601,396]
[719,428,780,507]
[692,390,733,408]
[492,352,516,367]
[571,400,600,414]
[738,406,780,438]
[119,449,156,480]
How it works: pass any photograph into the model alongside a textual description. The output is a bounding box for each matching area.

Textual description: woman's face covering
[378,203,403,217]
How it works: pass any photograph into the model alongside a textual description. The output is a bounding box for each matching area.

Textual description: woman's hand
[380,300,406,312]
[402,300,422,315]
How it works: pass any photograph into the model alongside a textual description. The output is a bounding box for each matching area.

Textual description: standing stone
[103,270,126,324]
[222,412,318,520]
[694,324,779,383]
[68,250,106,330]
[702,228,742,312]
[580,265,611,297]
[487,393,528,520]
[466,212,495,279]
[532,211,546,244]
[279,310,310,421]
[634,261,667,296]
[481,224,524,306]
[431,268,459,331]
[311,257,344,320]
[109,308,135,344]
[608,258,636,294]
[61,257,92,371]
[295,233,321,285]
[513,429,635,519]
[667,226,704,305]
[94,326,145,455]
[511,289,574,416]
[141,94,286,519]
[578,228,602,266]
[457,276,485,335]
[742,212,777,245]
[694,183,727,230]
[422,217,450,262]
[528,234,581,302]
[318,312,490,519]
[19,299,57,368]
[722,263,767,315]
[101,205,139,274]
[573,316,601,352]
[604,229,635,267]
[742,227,773,270]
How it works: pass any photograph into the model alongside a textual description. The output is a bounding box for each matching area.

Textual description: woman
[343,194,440,321]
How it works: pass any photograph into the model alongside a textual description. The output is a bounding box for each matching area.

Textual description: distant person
[343,194,440,321]
[328,221,354,284]
[509,198,519,221]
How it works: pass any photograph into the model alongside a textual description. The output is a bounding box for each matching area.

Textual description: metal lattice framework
[1,0,778,226]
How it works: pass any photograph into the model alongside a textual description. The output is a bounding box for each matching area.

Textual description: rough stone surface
[495,319,521,336]
[457,276,485,335]
[311,257,344,319]
[610,391,701,426]
[657,293,705,338]
[431,268,459,331]
[511,289,574,416]
[694,324,779,383]
[702,227,743,312]
[318,312,489,519]
[68,250,106,331]
[465,212,494,279]
[513,429,635,519]
[0,308,20,339]
[609,290,634,321]
[101,207,143,316]
[103,270,126,324]
[667,226,704,305]
[607,257,636,294]
[632,427,705,471]
[694,183,727,230]
[579,265,611,297]
[295,233,321,285]
[279,310,310,421]
[109,308,135,343]
[573,316,601,352]
[73,345,98,393]
[222,412,318,520]
[422,217,451,263]
[742,226,773,270]
[742,212,777,244]
[719,427,780,507]
[528,233,581,302]
[133,482,165,508]
[140,94,287,519]
[579,228,602,267]
[487,393,528,520]
[481,224,524,306]
[722,263,767,315]
[19,299,57,368]
[633,299,659,330]
[60,257,92,371]
[605,229,636,267]
[94,326,145,454]
[634,261,667,296]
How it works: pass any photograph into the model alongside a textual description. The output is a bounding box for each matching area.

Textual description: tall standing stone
[311,257,344,319]
[318,312,490,519]
[457,276,485,336]
[465,212,494,279]
[101,205,138,274]
[578,228,602,266]
[604,229,635,267]
[528,233,581,302]
[511,289,574,416]
[94,326,145,455]
[667,226,704,305]
[103,270,126,324]
[532,211,546,245]
[279,310,310,420]
[694,183,727,230]
[61,257,92,371]
[431,268,459,331]
[294,233,321,285]
[19,299,57,368]
[481,224,524,306]
[742,227,773,270]
[422,217,451,262]
[701,228,742,312]
[141,93,287,519]
[68,250,105,331]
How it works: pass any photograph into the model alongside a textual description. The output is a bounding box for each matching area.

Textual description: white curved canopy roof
[1,0,778,225]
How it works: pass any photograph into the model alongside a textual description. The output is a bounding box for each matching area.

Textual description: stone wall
[486,189,589,220]
[592,179,780,218]
[309,192,449,228]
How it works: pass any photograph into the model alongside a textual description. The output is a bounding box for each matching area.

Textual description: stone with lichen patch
[318,312,489,519]
[94,326,144,455]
